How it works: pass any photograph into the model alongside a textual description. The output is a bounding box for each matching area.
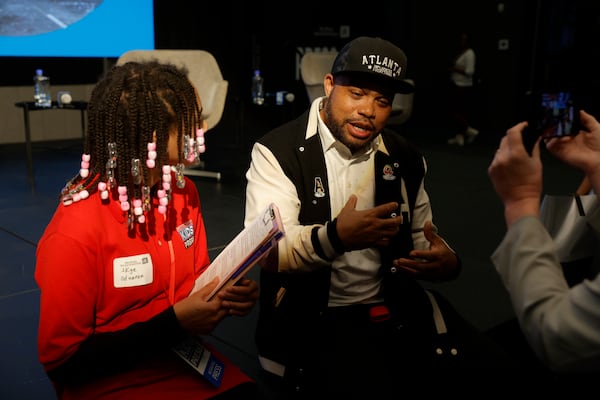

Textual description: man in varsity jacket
[244,37,519,398]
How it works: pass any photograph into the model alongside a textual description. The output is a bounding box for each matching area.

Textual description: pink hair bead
[118,186,129,211]
[157,188,168,213]
[161,165,172,196]
[72,193,81,202]
[196,128,206,153]
[138,215,146,224]
[98,182,109,200]
[80,154,91,178]
[118,186,127,202]
[80,190,89,200]
[133,199,143,216]
[147,142,157,169]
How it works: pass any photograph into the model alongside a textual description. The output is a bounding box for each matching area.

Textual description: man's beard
[323,100,364,154]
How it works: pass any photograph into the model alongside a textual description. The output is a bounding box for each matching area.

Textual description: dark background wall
[2,0,599,143]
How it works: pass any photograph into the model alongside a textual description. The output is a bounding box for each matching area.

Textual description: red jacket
[35,175,251,399]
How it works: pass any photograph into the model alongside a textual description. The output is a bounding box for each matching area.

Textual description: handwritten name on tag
[113,254,153,288]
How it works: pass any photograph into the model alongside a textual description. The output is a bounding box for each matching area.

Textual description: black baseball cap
[331,36,414,94]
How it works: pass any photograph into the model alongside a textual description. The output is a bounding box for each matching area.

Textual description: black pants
[447,83,477,135]
[262,292,528,399]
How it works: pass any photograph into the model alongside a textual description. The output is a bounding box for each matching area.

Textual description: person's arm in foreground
[488,110,600,372]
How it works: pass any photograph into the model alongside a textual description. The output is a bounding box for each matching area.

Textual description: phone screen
[535,91,580,138]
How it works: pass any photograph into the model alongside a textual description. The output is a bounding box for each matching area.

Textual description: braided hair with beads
[59,60,204,228]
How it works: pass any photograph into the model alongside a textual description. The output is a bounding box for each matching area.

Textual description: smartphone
[533,90,580,138]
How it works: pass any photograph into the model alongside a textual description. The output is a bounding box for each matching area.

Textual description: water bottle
[251,69,264,105]
[33,69,52,108]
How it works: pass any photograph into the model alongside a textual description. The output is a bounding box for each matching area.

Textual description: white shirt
[451,48,476,87]
[244,97,433,306]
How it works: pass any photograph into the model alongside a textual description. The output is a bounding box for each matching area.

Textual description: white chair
[299,51,338,103]
[387,78,415,126]
[299,51,414,126]
[116,49,228,180]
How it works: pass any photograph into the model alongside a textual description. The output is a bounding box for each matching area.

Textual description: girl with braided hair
[35,61,259,399]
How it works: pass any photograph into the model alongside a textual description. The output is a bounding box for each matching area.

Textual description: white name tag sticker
[113,254,153,288]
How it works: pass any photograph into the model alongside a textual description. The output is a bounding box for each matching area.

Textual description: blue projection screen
[0,0,154,58]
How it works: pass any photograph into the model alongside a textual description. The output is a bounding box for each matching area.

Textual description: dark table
[14,100,88,192]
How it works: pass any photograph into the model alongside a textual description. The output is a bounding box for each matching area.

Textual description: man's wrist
[327,218,346,254]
